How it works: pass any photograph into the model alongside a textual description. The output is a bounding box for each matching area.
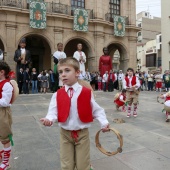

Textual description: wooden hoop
[95,128,123,156]
[157,95,164,104]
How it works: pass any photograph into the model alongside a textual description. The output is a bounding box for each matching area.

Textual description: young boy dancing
[123,68,140,117]
[40,58,109,170]
[0,61,14,170]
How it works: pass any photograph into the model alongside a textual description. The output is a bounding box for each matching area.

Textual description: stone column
[93,31,105,72]
[94,0,104,19]
[5,23,17,72]
[128,37,137,70]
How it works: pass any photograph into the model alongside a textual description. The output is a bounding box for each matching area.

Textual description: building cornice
[5,23,17,29]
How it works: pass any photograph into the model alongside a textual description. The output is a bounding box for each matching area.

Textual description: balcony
[0,0,22,8]
[105,13,129,25]
[0,0,94,19]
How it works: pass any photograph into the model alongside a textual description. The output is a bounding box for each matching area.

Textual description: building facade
[161,0,170,72]
[0,0,139,73]
[136,11,161,72]
[136,11,161,44]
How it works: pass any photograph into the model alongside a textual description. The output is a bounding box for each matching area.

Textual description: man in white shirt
[53,43,66,64]
[0,49,3,60]
[123,68,140,118]
[73,43,86,75]
[118,70,124,91]
[102,71,108,92]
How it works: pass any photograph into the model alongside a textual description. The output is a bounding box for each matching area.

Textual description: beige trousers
[0,107,12,143]
[60,128,90,170]
[118,80,123,90]
[126,91,139,105]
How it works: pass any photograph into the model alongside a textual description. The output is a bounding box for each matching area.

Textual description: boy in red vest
[123,68,140,118]
[0,61,14,170]
[40,58,109,170]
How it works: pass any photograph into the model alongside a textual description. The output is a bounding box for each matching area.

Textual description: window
[159,35,162,43]
[109,0,120,17]
[138,32,141,36]
[145,12,147,16]
[138,23,141,27]
[146,54,156,67]
[71,0,85,9]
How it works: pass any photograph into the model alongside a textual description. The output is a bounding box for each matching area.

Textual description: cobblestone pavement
[1,90,170,170]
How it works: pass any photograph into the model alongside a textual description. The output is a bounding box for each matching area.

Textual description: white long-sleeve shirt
[73,51,86,74]
[53,51,66,60]
[122,76,140,91]
[0,81,13,107]
[45,82,109,130]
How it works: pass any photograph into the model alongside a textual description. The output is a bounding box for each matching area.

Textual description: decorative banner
[30,0,46,29]
[114,16,125,37]
[73,9,88,32]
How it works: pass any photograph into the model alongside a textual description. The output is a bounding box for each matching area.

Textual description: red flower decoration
[8,71,16,79]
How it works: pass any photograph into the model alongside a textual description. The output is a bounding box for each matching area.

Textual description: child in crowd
[123,68,141,118]
[160,91,170,122]
[40,58,109,170]
[114,89,126,112]
[0,61,14,170]
[97,74,102,90]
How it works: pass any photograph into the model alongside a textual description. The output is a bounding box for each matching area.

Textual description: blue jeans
[32,80,38,93]
[103,82,107,91]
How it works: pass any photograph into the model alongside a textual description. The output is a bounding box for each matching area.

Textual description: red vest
[57,87,93,123]
[125,76,136,87]
[166,96,170,101]
[114,93,126,103]
[0,79,10,99]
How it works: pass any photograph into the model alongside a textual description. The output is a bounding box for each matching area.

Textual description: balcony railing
[0,0,22,8]
[105,13,129,25]
[0,0,93,19]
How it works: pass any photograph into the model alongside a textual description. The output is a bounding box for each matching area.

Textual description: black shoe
[166,119,169,122]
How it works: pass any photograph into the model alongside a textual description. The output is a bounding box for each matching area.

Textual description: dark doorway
[18,35,51,73]
[31,55,39,73]
[64,39,91,70]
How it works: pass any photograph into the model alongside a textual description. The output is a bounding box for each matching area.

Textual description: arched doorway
[107,43,128,72]
[64,38,92,70]
[18,35,51,73]
[0,39,5,59]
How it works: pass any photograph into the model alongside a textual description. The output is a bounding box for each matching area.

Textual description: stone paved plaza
[2,90,170,170]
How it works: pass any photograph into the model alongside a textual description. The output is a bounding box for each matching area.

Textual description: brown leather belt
[95,128,123,156]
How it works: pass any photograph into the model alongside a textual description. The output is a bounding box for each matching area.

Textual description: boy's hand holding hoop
[95,127,123,156]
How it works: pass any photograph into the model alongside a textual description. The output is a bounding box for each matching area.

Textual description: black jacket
[18,71,24,82]
[14,49,31,65]
[23,71,30,82]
